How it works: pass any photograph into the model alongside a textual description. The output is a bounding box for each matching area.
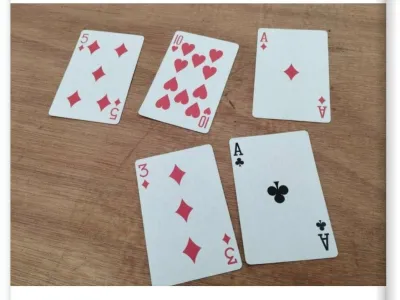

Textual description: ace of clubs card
[49,30,144,124]
[253,28,331,123]
[230,131,338,265]
[138,31,239,133]
[135,145,242,285]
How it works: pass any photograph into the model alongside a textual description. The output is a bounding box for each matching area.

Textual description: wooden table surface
[11,4,385,286]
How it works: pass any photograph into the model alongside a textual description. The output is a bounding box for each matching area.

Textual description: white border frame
[387,0,398,299]
[9,286,385,300]
[10,0,386,3]
[2,1,10,300]
[7,0,389,300]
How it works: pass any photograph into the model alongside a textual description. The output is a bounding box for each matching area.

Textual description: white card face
[135,145,242,285]
[138,31,239,133]
[229,131,338,265]
[253,28,331,123]
[49,30,144,124]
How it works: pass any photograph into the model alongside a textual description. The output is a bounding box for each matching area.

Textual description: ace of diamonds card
[49,30,144,124]
[138,31,239,133]
[253,28,331,123]
[135,145,242,285]
[230,131,338,265]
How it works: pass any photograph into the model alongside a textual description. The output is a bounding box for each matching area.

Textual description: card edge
[175,30,239,48]
[137,109,209,134]
[134,144,213,164]
[243,253,339,265]
[249,112,332,123]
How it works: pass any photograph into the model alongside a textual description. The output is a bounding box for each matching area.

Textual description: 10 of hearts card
[138,31,239,133]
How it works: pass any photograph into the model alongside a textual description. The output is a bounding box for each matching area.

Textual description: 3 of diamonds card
[253,29,331,123]
[49,30,144,124]
[138,31,239,133]
[135,145,242,285]
[229,131,338,265]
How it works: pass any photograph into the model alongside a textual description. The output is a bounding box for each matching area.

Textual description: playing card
[253,28,331,123]
[135,145,242,285]
[229,131,338,265]
[49,30,144,124]
[138,31,239,133]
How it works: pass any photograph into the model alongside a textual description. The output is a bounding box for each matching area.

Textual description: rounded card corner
[174,30,183,36]
[299,130,310,138]
[332,249,339,258]
[236,260,243,270]
[133,160,140,168]
[111,117,122,125]
[201,128,211,134]
[204,144,213,151]
[201,144,214,155]
[48,107,57,117]
[244,255,256,266]
[252,112,263,120]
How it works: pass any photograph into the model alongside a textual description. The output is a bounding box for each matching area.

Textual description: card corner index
[134,158,143,169]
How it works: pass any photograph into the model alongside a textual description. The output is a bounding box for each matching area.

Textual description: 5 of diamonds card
[253,28,331,123]
[49,30,144,124]
[135,145,242,285]
[138,31,239,133]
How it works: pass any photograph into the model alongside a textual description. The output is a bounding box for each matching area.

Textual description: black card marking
[267,181,289,204]
[234,143,243,156]
[318,233,329,251]
[234,142,244,166]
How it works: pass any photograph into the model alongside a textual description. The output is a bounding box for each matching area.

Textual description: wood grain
[11,4,385,285]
